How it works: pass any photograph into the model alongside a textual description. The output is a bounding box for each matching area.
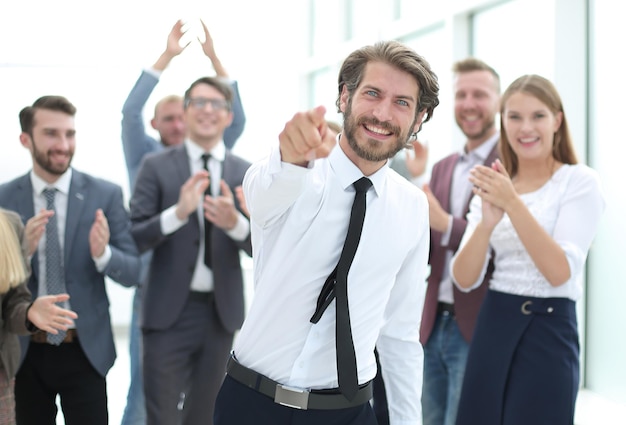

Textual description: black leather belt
[437,302,455,315]
[226,355,373,410]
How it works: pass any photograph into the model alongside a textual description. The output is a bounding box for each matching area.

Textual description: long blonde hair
[0,210,28,293]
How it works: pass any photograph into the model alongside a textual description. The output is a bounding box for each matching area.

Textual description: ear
[225,111,234,128]
[553,111,563,132]
[412,109,427,135]
[339,85,349,113]
[19,132,31,149]
[150,118,158,130]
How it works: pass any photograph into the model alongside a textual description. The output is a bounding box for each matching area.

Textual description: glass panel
[309,66,343,125]
[473,0,555,89]
[311,0,347,55]
[585,0,626,404]
[401,26,454,178]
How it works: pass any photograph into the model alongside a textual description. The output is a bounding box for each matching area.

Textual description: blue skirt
[456,290,579,425]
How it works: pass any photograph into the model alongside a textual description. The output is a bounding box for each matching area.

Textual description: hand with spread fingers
[89,209,110,258]
[405,139,429,179]
[28,293,78,334]
[175,171,210,220]
[24,209,54,257]
[204,180,240,230]
[468,159,516,228]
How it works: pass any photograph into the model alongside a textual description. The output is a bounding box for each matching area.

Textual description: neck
[514,157,560,183]
[465,126,497,152]
[339,136,387,177]
[190,135,221,152]
[34,167,62,185]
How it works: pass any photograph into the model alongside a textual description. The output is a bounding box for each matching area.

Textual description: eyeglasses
[185,97,230,111]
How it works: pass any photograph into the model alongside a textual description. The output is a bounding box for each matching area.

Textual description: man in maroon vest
[414,58,501,425]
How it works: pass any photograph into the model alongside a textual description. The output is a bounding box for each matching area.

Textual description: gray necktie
[44,188,67,345]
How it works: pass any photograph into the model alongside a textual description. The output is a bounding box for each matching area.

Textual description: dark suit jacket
[0,170,141,377]
[129,144,252,333]
[420,145,499,344]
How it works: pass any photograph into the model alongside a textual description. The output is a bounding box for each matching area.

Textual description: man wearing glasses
[119,20,246,425]
[129,76,252,425]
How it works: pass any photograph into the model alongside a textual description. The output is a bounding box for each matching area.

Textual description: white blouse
[451,164,605,301]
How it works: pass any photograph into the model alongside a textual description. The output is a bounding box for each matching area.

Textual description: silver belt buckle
[274,384,309,410]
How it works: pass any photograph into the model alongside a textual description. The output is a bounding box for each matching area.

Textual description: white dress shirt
[451,163,605,301]
[236,143,429,425]
[159,139,249,292]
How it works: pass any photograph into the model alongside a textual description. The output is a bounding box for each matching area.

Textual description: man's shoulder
[433,151,460,168]
[143,143,184,163]
[387,167,423,197]
[0,174,27,195]
[72,169,122,193]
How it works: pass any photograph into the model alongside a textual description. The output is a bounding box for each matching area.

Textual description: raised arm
[199,19,246,148]
[121,20,190,187]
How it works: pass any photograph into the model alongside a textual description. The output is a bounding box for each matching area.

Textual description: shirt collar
[185,139,226,162]
[328,143,386,197]
[463,131,500,162]
[30,168,73,196]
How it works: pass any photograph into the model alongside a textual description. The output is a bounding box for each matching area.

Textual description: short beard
[458,116,496,142]
[31,135,73,176]
[343,100,414,162]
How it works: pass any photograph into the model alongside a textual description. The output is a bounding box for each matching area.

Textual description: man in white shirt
[214,40,440,425]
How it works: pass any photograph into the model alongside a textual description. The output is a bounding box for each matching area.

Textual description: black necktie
[43,188,67,345]
[201,153,212,268]
[310,177,372,400]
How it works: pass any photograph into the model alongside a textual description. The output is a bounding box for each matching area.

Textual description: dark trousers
[143,294,233,425]
[214,375,378,425]
[372,349,389,425]
[15,341,107,425]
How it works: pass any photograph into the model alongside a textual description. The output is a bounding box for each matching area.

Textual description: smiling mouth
[363,123,393,136]
[519,136,539,144]
[49,151,70,158]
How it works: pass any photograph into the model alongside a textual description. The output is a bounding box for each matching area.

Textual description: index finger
[306,105,327,129]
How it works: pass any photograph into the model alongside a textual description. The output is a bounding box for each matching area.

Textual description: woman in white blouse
[450,75,605,425]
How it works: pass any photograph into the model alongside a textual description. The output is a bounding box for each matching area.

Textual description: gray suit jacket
[0,170,141,377]
[130,144,252,333]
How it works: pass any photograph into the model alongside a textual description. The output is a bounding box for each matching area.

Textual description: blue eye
[397,99,409,107]
[366,90,378,97]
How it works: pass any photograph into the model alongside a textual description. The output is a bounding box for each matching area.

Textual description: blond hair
[0,210,28,293]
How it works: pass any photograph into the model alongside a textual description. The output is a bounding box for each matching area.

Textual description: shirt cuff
[440,215,453,245]
[145,67,162,79]
[93,245,112,272]
[225,212,250,241]
[161,205,188,235]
